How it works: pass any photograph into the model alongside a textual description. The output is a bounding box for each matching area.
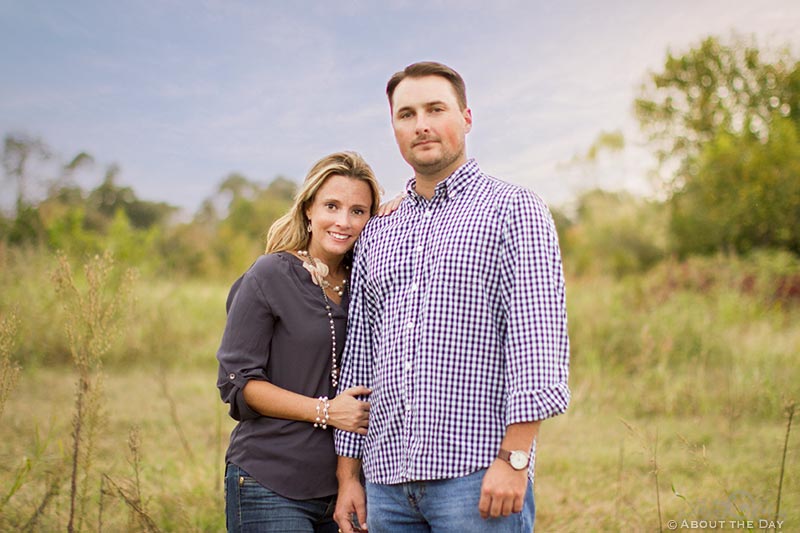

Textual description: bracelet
[313,396,330,429]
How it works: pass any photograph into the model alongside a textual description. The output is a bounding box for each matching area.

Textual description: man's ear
[463,107,473,133]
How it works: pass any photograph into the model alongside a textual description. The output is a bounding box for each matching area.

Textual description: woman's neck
[305,246,344,278]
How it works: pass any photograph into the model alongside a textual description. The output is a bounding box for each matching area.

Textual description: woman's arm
[242,381,371,434]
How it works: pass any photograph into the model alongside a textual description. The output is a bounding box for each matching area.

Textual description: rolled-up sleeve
[501,190,570,425]
[216,269,275,421]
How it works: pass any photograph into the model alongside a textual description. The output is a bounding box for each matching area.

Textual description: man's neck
[413,157,467,200]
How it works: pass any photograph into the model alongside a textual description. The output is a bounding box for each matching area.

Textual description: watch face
[509,451,528,470]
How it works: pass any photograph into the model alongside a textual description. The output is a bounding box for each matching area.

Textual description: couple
[216,61,571,533]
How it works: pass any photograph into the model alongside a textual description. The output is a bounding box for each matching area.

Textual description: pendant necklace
[297,250,348,387]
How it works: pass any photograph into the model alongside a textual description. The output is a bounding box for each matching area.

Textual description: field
[1,250,798,532]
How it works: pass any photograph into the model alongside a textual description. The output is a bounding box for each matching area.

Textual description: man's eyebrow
[395,100,448,114]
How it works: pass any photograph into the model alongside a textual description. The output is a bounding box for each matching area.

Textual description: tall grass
[0,246,228,368]
[0,311,21,420]
[0,247,797,531]
[52,251,135,532]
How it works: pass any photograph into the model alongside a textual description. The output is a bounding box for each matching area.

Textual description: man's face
[391,75,472,178]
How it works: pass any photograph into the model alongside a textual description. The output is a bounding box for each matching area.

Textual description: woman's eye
[353,209,365,216]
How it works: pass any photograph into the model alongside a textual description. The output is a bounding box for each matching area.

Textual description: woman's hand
[327,386,371,434]
[376,192,405,216]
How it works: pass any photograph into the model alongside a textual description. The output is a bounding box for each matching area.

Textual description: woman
[217,151,387,532]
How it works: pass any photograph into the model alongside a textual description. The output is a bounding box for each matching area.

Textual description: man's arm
[478,421,540,518]
[479,189,571,518]
[334,457,367,532]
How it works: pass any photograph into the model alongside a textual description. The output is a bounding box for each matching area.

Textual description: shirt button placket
[403,202,431,478]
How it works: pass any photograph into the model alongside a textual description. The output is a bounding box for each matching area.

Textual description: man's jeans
[225,463,338,533]
[365,468,535,532]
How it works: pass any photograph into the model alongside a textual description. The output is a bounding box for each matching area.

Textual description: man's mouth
[413,138,438,147]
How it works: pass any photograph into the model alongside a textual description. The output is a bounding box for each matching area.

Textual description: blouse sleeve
[216,264,275,421]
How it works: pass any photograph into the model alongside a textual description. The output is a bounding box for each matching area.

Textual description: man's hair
[386,61,467,111]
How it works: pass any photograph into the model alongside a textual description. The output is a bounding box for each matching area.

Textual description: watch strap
[497,448,529,470]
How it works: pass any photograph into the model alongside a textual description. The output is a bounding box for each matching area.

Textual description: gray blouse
[216,251,348,499]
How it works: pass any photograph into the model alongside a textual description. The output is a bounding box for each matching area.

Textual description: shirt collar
[404,158,480,202]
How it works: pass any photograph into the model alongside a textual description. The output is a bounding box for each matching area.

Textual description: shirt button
[405,402,412,412]
[416,245,424,253]
[424,210,432,218]
[406,321,414,329]
[405,361,412,371]
[409,282,418,291]
[228,373,235,380]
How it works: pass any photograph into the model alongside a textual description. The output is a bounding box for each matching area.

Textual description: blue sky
[1,0,798,214]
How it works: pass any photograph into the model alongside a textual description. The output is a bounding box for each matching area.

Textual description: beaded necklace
[297,250,348,387]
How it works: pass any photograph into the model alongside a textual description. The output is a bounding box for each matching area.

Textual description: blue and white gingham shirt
[334,159,570,484]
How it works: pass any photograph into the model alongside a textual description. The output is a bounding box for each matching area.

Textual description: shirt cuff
[334,429,364,459]
[232,388,261,421]
[506,383,571,425]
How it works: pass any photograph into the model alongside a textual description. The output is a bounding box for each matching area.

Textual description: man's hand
[333,477,367,532]
[478,459,528,519]
[335,456,368,532]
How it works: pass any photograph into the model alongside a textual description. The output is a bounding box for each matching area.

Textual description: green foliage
[583,129,625,163]
[636,34,800,256]
[1,136,299,278]
[670,116,800,256]
[5,204,47,245]
[2,133,51,209]
[561,189,668,277]
[636,34,798,184]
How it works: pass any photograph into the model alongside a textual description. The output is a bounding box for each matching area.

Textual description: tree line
[2,34,799,278]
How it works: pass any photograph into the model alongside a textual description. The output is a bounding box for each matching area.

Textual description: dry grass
[3,365,796,532]
[536,407,798,531]
[1,250,798,532]
[1,367,233,532]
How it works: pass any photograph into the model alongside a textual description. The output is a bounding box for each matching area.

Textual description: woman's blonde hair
[265,151,382,254]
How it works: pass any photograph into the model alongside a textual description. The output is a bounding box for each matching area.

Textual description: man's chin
[410,156,445,172]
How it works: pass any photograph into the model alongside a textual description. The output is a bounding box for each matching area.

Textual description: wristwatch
[497,448,529,470]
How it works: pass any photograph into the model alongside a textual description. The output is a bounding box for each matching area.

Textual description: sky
[1,0,799,215]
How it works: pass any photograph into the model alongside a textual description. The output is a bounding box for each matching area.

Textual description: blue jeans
[225,464,338,533]
[365,469,535,532]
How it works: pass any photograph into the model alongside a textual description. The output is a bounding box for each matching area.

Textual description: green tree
[670,116,800,255]
[635,34,800,255]
[2,133,50,211]
[1,134,51,245]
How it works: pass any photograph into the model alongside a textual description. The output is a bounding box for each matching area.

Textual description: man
[334,61,570,532]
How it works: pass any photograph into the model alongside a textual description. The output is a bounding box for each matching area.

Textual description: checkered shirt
[334,159,570,484]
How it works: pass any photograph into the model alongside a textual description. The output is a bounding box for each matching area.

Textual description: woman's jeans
[225,463,338,533]
[365,468,535,532]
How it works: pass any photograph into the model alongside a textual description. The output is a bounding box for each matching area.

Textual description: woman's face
[305,174,373,263]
